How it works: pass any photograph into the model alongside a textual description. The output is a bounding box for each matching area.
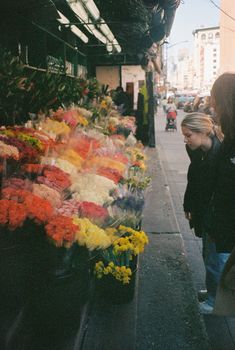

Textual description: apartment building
[220,0,235,73]
[193,26,220,90]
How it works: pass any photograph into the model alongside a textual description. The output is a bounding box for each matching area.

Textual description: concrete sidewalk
[76,107,235,350]
[153,107,235,350]
[136,147,210,350]
[80,145,210,350]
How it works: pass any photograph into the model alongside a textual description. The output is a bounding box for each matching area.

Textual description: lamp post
[164,40,188,96]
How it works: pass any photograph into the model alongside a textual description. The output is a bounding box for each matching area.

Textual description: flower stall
[0,54,151,343]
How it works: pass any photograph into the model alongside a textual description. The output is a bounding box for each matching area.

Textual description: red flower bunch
[97,167,123,184]
[0,199,27,230]
[2,187,32,203]
[24,195,54,224]
[37,167,71,192]
[1,187,54,226]
[23,164,45,174]
[78,201,109,222]
[23,164,71,192]
[45,215,78,247]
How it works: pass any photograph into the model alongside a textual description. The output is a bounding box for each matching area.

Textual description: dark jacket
[183,135,221,237]
[212,139,235,252]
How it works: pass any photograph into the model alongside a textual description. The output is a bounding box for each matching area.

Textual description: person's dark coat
[211,139,235,252]
[183,135,221,237]
[113,90,131,116]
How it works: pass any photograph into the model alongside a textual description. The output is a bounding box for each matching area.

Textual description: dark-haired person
[210,73,235,253]
[209,73,235,314]
[113,86,131,116]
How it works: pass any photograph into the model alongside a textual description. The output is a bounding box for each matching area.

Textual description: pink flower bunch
[60,111,78,128]
[56,199,81,217]
[0,135,40,163]
[0,141,19,160]
[2,178,33,191]
[69,135,101,159]
[32,184,62,208]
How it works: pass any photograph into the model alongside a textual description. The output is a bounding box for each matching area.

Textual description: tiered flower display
[0,83,151,297]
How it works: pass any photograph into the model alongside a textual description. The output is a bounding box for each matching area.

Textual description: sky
[168,0,220,56]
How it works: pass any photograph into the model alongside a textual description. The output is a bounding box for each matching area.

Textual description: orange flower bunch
[0,199,27,230]
[1,187,54,227]
[23,164,45,174]
[45,215,79,247]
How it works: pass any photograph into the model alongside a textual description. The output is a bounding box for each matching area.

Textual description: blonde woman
[181,113,229,314]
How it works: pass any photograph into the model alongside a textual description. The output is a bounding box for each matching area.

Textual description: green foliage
[0,46,101,125]
[0,47,28,125]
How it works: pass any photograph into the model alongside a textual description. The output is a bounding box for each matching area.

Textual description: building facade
[193,26,220,90]
[220,0,235,73]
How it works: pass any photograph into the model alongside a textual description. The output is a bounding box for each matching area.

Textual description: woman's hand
[185,212,192,220]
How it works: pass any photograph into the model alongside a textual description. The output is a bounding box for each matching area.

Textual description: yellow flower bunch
[115,225,149,255]
[73,217,112,251]
[94,261,132,284]
[100,100,108,110]
[86,156,126,174]
[75,112,89,126]
[126,147,147,171]
[60,149,84,169]
[105,227,119,243]
[41,119,70,138]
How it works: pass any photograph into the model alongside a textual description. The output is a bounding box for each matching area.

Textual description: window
[213,59,217,63]
[208,33,213,39]
[213,53,217,57]
[201,34,206,40]
[215,32,220,39]
[213,66,216,69]
[213,48,217,52]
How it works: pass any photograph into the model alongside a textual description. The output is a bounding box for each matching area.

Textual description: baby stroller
[165,110,177,131]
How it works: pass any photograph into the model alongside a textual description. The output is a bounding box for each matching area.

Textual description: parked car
[176,95,194,110]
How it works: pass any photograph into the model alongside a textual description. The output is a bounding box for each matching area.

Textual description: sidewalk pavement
[76,107,235,350]
[153,107,235,350]
[80,146,210,350]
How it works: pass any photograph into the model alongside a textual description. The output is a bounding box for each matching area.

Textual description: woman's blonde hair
[181,113,214,135]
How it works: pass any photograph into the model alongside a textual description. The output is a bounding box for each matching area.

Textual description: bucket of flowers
[0,186,91,334]
[93,225,148,304]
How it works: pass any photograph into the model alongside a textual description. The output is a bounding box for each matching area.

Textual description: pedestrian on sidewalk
[208,73,235,315]
[161,96,167,114]
[181,112,227,314]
